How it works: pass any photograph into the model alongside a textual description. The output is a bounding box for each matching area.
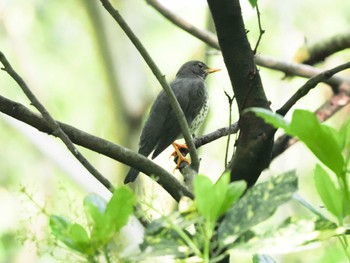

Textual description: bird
[124,60,220,184]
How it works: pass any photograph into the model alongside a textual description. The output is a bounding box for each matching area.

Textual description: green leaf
[218,179,247,217]
[84,193,106,226]
[218,171,298,245]
[50,215,70,238]
[233,217,343,254]
[314,164,343,220]
[69,223,90,247]
[49,215,92,254]
[249,107,290,131]
[289,110,344,176]
[91,186,135,242]
[248,0,258,8]
[252,108,344,177]
[140,214,194,260]
[194,175,223,224]
[194,173,243,226]
[253,254,276,263]
[105,186,135,231]
[339,116,350,151]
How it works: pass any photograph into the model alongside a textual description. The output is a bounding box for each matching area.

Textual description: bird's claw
[170,142,191,172]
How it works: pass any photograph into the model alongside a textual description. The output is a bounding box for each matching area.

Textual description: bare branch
[252,4,265,55]
[276,61,350,116]
[194,122,239,149]
[223,91,235,167]
[0,51,114,192]
[295,31,350,65]
[255,55,350,89]
[316,83,350,121]
[98,0,200,173]
[174,122,239,183]
[0,94,193,201]
[272,86,350,159]
[146,0,350,88]
[146,0,220,49]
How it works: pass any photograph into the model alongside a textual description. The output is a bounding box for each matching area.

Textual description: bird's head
[176,60,221,79]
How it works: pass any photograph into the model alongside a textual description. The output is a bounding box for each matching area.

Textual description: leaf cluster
[251,108,350,260]
[50,186,135,262]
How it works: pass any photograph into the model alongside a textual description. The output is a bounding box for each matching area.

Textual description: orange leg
[170,142,191,171]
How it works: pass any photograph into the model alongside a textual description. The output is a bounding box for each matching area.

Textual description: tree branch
[0,51,115,192]
[146,0,219,49]
[223,92,235,167]
[276,61,350,116]
[252,4,265,55]
[146,0,350,88]
[176,122,239,160]
[207,0,275,187]
[295,31,350,65]
[98,0,200,173]
[272,86,350,159]
[255,55,350,90]
[0,94,193,201]
[315,83,350,121]
[147,0,350,187]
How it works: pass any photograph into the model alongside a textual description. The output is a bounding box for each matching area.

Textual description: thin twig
[0,51,114,192]
[146,0,350,88]
[146,0,220,49]
[252,4,265,55]
[223,91,235,167]
[0,94,193,201]
[98,0,200,173]
[176,122,240,159]
[272,87,350,160]
[193,123,239,149]
[276,61,350,116]
[255,55,350,89]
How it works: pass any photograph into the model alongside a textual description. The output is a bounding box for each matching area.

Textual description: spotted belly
[189,100,209,134]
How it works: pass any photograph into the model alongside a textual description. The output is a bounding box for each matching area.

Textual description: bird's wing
[138,90,170,157]
[152,78,207,159]
[125,91,171,184]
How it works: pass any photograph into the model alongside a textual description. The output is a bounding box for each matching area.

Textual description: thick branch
[295,31,350,65]
[277,61,350,116]
[98,0,200,173]
[207,0,275,187]
[0,95,193,201]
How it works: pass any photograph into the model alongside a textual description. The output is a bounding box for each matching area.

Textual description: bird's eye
[198,63,204,69]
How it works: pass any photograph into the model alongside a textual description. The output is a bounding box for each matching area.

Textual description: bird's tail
[124,167,140,184]
[124,143,153,184]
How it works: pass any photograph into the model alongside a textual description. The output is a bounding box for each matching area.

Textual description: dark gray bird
[124,60,220,184]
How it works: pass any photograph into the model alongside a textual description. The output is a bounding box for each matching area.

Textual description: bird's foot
[170,142,191,172]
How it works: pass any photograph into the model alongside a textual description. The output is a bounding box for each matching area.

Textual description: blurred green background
[0,0,349,262]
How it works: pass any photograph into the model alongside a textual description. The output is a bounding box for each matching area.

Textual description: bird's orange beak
[205,67,221,74]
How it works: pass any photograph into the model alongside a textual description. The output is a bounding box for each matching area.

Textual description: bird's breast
[189,99,209,134]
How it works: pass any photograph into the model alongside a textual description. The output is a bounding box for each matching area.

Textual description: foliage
[47,130,350,262]
[248,0,258,8]
[1,0,350,262]
[218,171,297,245]
[252,254,276,263]
[251,108,350,259]
[138,167,347,262]
[49,186,135,262]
